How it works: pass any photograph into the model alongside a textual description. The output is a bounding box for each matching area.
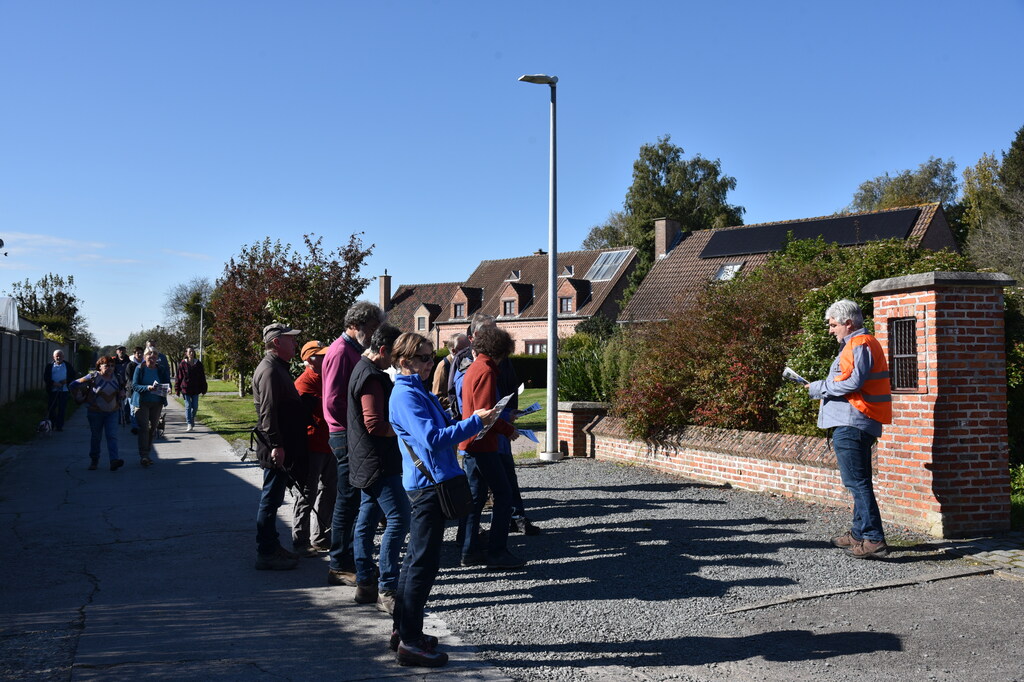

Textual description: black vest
[347,358,402,489]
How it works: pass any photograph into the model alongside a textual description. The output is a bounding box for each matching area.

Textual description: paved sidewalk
[0,400,507,681]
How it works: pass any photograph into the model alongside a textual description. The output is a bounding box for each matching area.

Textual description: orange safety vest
[834,334,892,424]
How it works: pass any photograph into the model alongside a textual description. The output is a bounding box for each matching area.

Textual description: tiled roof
[386,282,462,333]
[620,203,947,323]
[435,247,638,325]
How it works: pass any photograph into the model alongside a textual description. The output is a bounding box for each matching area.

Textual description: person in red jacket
[292,340,338,557]
[459,325,524,569]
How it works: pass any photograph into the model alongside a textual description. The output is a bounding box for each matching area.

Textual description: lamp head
[518,74,558,86]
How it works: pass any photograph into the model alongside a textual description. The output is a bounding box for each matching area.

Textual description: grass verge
[1012,464,1024,530]
[0,390,81,445]
[206,379,238,393]
[195,394,256,444]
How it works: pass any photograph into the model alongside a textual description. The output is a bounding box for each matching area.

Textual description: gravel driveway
[425,458,1024,681]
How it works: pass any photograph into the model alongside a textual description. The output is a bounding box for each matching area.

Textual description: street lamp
[518,73,562,462]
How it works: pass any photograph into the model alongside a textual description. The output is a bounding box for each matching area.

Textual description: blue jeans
[183,394,199,425]
[48,390,68,430]
[394,486,444,645]
[497,435,527,518]
[87,410,120,463]
[256,466,289,556]
[328,432,360,571]
[833,426,885,543]
[354,474,411,591]
[462,451,513,557]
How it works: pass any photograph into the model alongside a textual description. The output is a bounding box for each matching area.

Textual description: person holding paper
[131,349,171,467]
[459,325,525,570]
[388,332,497,667]
[805,299,892,559]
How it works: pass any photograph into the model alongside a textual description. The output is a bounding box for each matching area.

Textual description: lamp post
[518,73,562,462]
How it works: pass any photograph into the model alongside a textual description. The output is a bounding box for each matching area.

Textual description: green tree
[961,153,1004,242]
[966,187,1024,282]
[582,134,744,301]
[847,157,959,213]
[209,233,373,395]
[163,276,214,354]
[999,124,1024,195]
[5,273,91,345]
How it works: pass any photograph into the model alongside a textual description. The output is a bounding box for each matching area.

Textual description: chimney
[379,270,392,311]
[654,218,681,259]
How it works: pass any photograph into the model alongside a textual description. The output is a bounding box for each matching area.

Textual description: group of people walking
[44,340,208,471]
[252,303,544,668]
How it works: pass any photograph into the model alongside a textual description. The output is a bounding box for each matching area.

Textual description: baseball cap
[300,340,328,362]
[263,323,302,343]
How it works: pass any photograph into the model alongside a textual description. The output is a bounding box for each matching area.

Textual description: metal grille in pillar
[888,316,918,391]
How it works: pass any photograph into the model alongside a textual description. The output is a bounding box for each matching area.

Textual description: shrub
[558,332,605,401]
[614,235,975,441]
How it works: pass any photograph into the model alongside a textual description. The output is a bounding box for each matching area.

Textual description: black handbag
[402,439,473,520]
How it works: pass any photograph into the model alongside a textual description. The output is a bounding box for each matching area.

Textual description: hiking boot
[140,457,153,467]
[830,531,857,548]
[110,459,124,471]
[390,629,438,652]
[255,552,299,571]
[293,543,320,558]
[844,538,890,560]
[460,551,487,567]
[510,517,542,536]
[88,460,98,471]
[353,582,378,604]
[275,546,299,560]
[327,568,357,586]
[397,639,448,667]
[377,590,396,615]
[486,549,526,569]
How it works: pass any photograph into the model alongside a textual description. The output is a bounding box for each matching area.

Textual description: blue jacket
[389,373,482,492]
[130,364,172,408]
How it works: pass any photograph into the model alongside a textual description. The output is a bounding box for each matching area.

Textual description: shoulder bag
[401,438,473,520]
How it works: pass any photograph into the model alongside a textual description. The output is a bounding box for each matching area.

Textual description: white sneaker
[186,424,194,432]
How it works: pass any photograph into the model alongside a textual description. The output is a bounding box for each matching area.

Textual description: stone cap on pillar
[862,271,1016,295]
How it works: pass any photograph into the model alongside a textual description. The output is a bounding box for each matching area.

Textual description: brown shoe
[354,582,378,604]
[831,531,857,548]
[327,568,357,586]
[844,538,890,559]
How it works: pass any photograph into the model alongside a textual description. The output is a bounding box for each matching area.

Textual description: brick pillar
[863,271,1016,537]
[557,402,609,457]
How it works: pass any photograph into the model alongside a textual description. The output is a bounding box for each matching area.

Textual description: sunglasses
[411,353,434,363]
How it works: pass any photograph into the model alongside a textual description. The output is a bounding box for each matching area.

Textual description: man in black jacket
[253,323,308,571]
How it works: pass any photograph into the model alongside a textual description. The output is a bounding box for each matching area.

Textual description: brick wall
[568,271,1016,538]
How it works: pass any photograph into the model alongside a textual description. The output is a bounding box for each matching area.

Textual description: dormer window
[502,299,516,316]
[453,302,465,319]
[559,296,573,313]
[560,265,574,277]
[714,262,744,281]
[417,316,427,331]
[506,270,521,281]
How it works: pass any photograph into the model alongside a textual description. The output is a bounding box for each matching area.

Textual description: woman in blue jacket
[387,332,497,668]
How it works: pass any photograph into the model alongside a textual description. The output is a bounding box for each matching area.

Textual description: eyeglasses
[411,353,434,363]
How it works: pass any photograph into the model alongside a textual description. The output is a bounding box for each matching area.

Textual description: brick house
[619,203,959,323]
[378,271,462,349]
[381,247,638,354]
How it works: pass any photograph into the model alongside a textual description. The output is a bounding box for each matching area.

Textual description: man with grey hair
[804,298,892,559]
[253,322,307,571]
[322,301,385,586]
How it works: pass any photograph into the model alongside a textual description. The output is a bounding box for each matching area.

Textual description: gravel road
[423,457,1023,682]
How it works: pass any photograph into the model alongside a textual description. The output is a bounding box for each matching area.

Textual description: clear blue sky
[3,1,1022,346]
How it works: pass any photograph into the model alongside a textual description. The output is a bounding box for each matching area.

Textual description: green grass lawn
[0,390,82,445]
[191,394,255,443]
[205,379,238,393]
[514,388,547,431]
